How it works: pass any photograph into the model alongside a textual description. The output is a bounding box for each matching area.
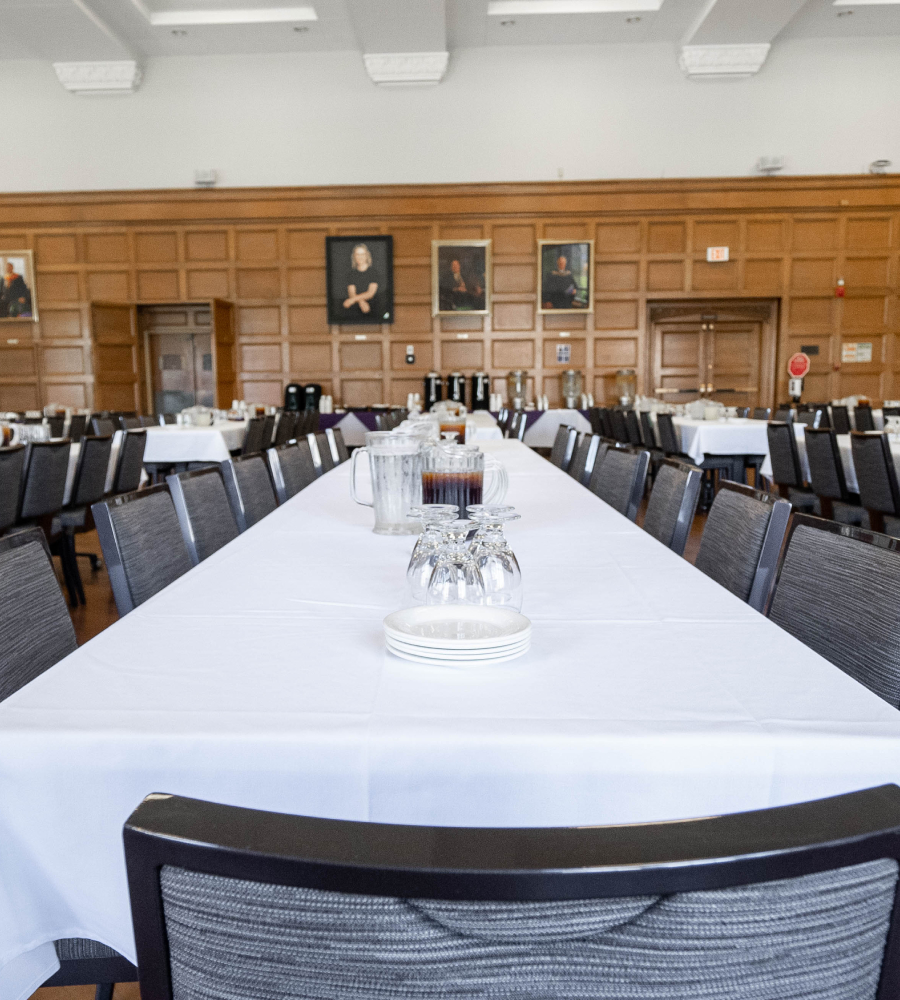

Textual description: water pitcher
[350,431,422,535]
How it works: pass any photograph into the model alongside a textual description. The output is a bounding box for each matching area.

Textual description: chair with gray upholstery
[830,404,851,435]
[567,433,602,487]
[0,444,26,534]
[67,413,88,442]
[273,411,298,447]
[140,415,157,428]
[507,410,527,441]
[769,515,900,708]
[588,448,650,522]
[752,407,771,421]
[796,408,823,429]
[91,417,115,436]
[18,439,71,523]
[642,459,702,556]
[549,425,577,471]
[261,413,277,449]
[166,467,239,566]
[221,454,278,532]
[240,416,266,456]
[327,426,350,463]
[265,440,318,504]
[315,431,335,473]
[92,484,193,615]
[118,415,141,430]
[766,421,817,512]
[694,480,791,613]
[851,431,900,537]
[774,406,794,423]
[855,405,876,432]
[608,408,630,444]
[112,429,147,494]
[625,410,643,446]
[124,786,900,1000]
[804,426,865,526]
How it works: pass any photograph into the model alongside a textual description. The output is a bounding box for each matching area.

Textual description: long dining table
[3,440,900,996]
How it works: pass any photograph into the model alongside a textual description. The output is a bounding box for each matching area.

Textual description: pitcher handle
[350,447,373,507]
[483,457,508,504]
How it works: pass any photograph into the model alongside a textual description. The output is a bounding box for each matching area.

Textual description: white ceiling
[0,0,898,62]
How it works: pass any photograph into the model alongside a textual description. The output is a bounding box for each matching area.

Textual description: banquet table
[4,441,900,997]
[521,408,592,447]
[671,416,769,466]
[141,419,247,465]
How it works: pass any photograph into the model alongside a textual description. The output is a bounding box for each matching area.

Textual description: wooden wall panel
[2,174,899,411]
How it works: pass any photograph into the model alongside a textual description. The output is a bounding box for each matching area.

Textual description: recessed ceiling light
[171,28,187,35]
[150,6,317,26]
[500,18,517,25]
[293,24,308,31]
[836,8,854,14]
[626,14,641,22]
[488,0,662,14]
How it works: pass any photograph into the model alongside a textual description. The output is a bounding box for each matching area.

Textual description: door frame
[646,298,780,410]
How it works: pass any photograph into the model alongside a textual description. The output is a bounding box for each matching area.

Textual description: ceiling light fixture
[499,18,517,25]
[626,15,641,22]
[293,24,308,31]
[171,28,187,35]
[148,5,317,26]
[488,0,662,14]
[836,8,854,15]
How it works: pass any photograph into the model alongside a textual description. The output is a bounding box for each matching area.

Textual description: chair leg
[76,551,102,572]
[95,984,114,1000]
[57,550,78,609]
[65,531,86,606]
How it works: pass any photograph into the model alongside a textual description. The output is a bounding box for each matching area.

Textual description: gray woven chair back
[92,417,115,436]
[549,425,576,471]
[261,414,276,448]
[655,413,681,456]
[796,409,822,428]
[0,528,76,701]
[315,432,335,472]
[162,413,176,424]
[119,416,141,430]
[804,428,848,501]
[241,417,266,456]
[643,461,701,555]
[274,412,298,447]
[567,433,596,484]
[695,484,790,610]
[855,406,876,432]
[639,411,658,449]
[70,435,113,508]
[609,409,629,444]
[766,422,803,488]
[67,413,87,442]
[167,468,239,565]
[47,415,65,437]
[140,415,157,428]
[375,413,389,431]
[752,407,771,421]
[625,410,643,446]
[851,432,900,517]
[774,407,793,423]
[331,427,350,463]
[589,448,649,522]
[223,455,277,532]
[0,445,26,532]
[125,788,900,1000]
[769,519,900,707]
[270,440,318,501]
[831,405,852,435]
[97,488,192,611]
[113,430,147,494]
[19,440,70,519]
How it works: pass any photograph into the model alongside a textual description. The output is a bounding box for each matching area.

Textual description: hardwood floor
[26,488,708,1000]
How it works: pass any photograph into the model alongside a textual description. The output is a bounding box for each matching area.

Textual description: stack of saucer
[383,605,531,666]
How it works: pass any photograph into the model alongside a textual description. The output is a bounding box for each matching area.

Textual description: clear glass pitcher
[421,444,507,517]
[350,431,422,535]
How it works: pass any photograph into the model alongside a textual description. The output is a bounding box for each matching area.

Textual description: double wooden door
[650,302,778,411]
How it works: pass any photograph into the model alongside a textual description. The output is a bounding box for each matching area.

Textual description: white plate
[383,605,531,650]
[387,636,531,660]
[387,643,530,667]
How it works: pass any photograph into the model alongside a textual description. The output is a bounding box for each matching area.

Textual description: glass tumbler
[406,504,459,601]
[467,506,523,610]
[426,520,485,606]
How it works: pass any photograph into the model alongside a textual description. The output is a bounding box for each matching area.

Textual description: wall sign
[842,342,872,363]
[787,352,811,379]
[556,343,571,363]
[706,246,729,263]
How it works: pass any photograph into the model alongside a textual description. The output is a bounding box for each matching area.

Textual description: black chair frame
[714,480,792,613]
[167,467,230,567]
[265,444,295,505]
[220,454,275,533]
[654,458,703,557]
[124,786,900,1000]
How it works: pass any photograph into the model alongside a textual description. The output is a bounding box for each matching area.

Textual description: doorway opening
[648,299,779,411]
[140,304,215,415]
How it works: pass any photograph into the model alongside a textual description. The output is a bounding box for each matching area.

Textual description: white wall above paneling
[1,35,899,192]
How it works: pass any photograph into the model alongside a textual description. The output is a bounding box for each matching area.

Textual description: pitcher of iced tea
[421,444,507,517]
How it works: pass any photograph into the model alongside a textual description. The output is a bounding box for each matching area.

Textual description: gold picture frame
[432,240,491,317]
[0,249,38,322]
[537,239,593,315]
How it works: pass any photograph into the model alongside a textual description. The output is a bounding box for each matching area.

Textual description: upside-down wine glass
[406,504,459,601]
[425,519,485,606]
[466,505,522,610]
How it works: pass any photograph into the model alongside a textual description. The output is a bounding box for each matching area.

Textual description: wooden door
[141,303,218,415]
[90,302,141,412]
[211,299,237,409]
[652,321,706,402]
[707,321,762,408]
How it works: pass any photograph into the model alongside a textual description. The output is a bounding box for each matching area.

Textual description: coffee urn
[303,383,322,411]
[471,371,490,410]
[448,371,466,406]
[284,383,303,411]
[424,372,442,407]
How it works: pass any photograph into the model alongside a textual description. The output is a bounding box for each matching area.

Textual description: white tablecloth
[142,420,248,464]
[672,417,769,466]
[467,411,502,441]
[4,441,900,996]
[523,409,591,448]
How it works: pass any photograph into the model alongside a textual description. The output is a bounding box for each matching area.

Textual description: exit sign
[706,246,730,262]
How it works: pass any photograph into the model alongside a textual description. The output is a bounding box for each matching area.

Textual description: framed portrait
[537,239,593,314]
[0,250,37,322]
[326,235,394,325]
[432,240,491,316]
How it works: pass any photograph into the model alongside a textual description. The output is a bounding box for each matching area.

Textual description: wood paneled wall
[0,176,898,411]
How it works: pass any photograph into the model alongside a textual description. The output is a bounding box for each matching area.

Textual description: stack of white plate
[383,605,531,666]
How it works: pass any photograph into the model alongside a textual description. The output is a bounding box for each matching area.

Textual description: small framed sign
[706,246,729,263]
[842,342,873,363]
[556,343,571,364]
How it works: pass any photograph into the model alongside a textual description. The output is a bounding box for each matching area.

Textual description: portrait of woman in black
[326,235,394,325]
